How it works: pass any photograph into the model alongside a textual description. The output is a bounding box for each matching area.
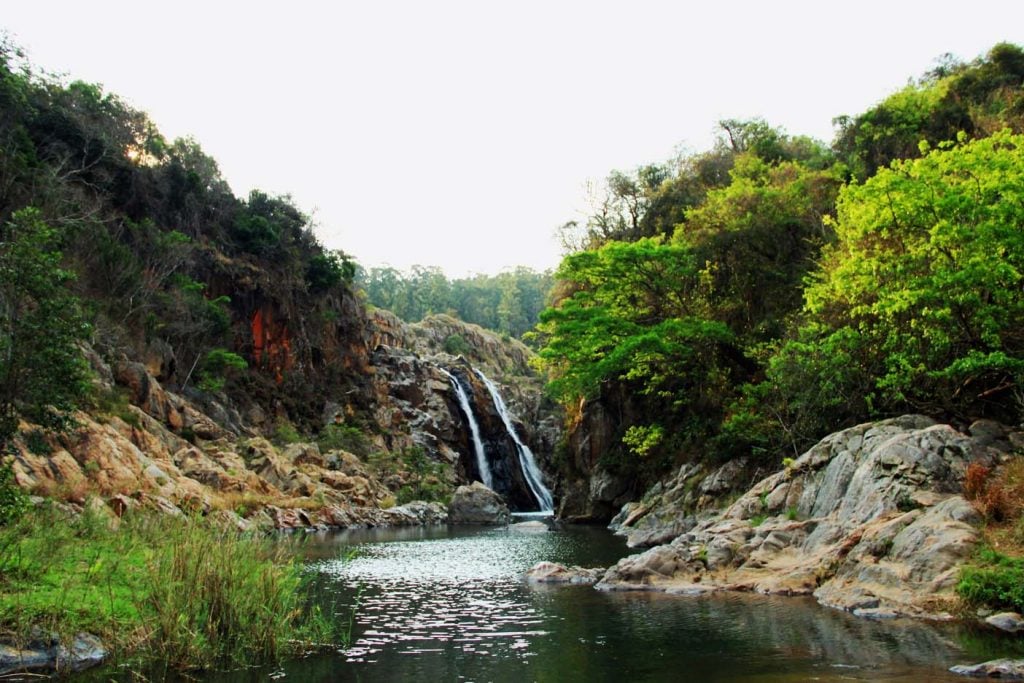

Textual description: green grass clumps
[0,504,336,670]
[956,548,1024,613]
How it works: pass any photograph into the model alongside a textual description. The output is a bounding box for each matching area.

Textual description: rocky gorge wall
[7,308,562,527]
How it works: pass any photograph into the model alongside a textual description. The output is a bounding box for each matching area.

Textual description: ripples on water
[288,525,1024,682]
[90,524,1024,682]
[310,527,599,665]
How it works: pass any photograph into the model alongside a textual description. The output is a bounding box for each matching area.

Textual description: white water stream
[439,368,493,489]
[474,369,554,513]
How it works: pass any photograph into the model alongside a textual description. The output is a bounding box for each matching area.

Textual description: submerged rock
[448,482,511,525]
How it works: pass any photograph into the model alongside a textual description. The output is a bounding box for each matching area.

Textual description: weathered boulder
[448,482,510,525]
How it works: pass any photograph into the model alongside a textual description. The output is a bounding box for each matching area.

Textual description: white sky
[4,1,1024,276]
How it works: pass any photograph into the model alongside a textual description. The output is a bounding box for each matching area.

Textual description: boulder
[448,481,510,525]
[525,561,605,585]
[986,612,1024,633]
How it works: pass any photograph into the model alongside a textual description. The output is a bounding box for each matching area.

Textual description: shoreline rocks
[525,561,605,585]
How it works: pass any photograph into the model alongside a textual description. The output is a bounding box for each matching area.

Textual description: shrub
[317,423,372,458]
[0,462,28,525]
[442,334,472,356]
[957,548,1024,613]
[964,462,990,501]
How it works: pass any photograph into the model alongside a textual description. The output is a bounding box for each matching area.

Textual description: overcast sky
[5,1,1024,276]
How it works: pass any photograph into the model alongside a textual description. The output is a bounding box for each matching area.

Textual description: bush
[443,334,472,356]
[957,548,1024,613]
[197,348,247,393]
[317,423,372,458]
[0,462,28,526]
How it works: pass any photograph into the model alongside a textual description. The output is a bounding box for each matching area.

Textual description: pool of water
[106,523,1024,681]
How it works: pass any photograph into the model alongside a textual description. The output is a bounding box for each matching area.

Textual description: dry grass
[968,456,1024,556]
[210,490,330,517]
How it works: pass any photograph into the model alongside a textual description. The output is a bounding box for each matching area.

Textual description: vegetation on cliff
[0,36,363,443]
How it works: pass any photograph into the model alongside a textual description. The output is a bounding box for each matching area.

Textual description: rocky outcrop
[8,303,560,532]
[448,482,511,525]
[593,416,1015,620]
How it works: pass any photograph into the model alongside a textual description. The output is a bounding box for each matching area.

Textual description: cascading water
[474,369,554,513]
[438,368,493,489]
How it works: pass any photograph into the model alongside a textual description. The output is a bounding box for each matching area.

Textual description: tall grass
[0,503,337,671]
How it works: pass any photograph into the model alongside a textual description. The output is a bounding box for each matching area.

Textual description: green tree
[780,130,1024,427]
[0,208,90,443]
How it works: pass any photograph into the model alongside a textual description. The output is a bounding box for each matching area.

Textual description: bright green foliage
[197,348,248,393]
[622,424,665,457]
[537,238,741,466]
[957,548,1024,613]
[0,208,90,443]
[835,43,1024,178]
[677,155,842,340]
[0,463,27,525]
[797,131,1024,420]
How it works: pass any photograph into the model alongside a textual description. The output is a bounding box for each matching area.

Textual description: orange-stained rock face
[251,306,294,383]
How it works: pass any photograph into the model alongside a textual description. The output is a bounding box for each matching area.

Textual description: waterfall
[438,368,493,489]
[474,369,554,513]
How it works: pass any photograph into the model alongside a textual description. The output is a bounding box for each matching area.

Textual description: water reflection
[91,525,1024,682]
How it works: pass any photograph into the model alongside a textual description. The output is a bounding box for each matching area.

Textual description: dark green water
[106,523,1024,681]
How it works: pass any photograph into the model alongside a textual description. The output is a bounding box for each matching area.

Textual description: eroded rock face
[595,416,1009,619]
[448,482,511,525]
